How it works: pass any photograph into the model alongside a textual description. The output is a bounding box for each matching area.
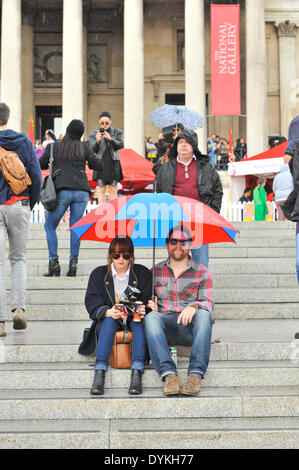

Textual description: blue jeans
[94,317,146,373]
[191,244,209,267]
[296,232,299,285]
[44,190,89,260]
[143,310,212,380]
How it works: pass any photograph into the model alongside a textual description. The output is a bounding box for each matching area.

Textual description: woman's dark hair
[58,134,84,161]
[107,236,135,272]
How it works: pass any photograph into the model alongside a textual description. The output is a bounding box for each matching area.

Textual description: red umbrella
[70,193,238,247]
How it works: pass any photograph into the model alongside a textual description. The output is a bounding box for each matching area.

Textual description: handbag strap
[49,143,54,175]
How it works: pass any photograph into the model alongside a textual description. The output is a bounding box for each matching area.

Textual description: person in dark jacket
[0,103,42,337]
[89,111,124,204]
[83,236,152,396]
[39,119,103,277]
[155,129,223,267]
[282,115,299,221]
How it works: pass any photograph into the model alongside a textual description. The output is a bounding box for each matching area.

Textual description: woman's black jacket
[39,141,103,194]
[79,264,152,356]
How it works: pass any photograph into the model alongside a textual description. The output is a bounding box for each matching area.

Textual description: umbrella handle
[152,218,156,301]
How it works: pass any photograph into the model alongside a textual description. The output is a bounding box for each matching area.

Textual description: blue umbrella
[150,104,204,130]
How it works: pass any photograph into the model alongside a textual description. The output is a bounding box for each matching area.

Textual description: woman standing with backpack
[39,120,103,277]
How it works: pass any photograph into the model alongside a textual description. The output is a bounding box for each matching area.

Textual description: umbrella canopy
[150,104,204,131]
[70,193,238,247]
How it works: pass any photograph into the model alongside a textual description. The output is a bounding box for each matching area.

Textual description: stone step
[3,258,297,276]
[11,302,299,321]
[1,417,299,449]
[0,387,298,420]
[5,286,298,305]
[1,320,298,363]
[10,246,297,259]
[0,361,298,390]
[4,273,299,289]
[23,237,297,249]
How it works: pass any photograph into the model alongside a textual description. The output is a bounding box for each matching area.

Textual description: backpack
[0,146,32,195]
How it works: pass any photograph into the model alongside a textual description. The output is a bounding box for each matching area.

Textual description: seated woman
[84,236,152,396]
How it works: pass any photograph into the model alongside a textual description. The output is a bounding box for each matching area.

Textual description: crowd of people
[0,99,298,397]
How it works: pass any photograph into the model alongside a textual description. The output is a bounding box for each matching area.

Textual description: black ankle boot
[128,369,143,395]
[67,257,78,277]
[90,370,105,395]
[43,258,60,277]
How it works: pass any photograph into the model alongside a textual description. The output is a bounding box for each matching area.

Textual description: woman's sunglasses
[111,252,132,260]
[166,238,192,246]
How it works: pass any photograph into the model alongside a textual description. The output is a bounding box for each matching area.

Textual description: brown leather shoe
[163,374,180,396]
[181,374,202,396]
[12,308,27,330]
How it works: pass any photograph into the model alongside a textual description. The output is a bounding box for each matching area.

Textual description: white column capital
[276,21,297,36]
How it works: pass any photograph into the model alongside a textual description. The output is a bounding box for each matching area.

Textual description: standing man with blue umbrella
[154,129,223,267]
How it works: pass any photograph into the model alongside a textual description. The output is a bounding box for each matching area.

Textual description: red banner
[211,5,240,115]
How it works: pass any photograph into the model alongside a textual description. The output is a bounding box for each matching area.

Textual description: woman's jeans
[144,309,212,380]
[94,317,146,373]
[296,231,299,284]
[44,190,89,260]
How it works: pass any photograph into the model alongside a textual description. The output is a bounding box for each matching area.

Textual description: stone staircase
[0,221,299,449]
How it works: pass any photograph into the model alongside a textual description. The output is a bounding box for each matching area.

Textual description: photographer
[83,236,152,396]
[89,111,124,204]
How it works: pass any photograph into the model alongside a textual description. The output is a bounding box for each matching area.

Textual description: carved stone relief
[87,45,108,83]
[34,46,62,84]
[177,30,185,71]
[277,21,297,37]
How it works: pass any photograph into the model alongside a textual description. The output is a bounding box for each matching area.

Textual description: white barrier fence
[30,201,278,224]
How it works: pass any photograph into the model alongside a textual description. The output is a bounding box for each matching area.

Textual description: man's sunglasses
[166,238,193,246]
[111,252,132,260]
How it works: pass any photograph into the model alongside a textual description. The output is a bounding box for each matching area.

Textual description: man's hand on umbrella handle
[148,296,158,311]
[177,306,196,326]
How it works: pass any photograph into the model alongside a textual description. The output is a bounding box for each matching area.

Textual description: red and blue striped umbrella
[70,193,238,247]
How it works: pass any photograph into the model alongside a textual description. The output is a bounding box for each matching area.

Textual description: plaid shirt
[153,257,214,315]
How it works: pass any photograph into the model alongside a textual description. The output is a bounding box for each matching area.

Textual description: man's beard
[170,247,189,262]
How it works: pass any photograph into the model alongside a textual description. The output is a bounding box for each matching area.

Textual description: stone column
[246,0,267,157]
[22,8,34,136]
[62,0,84,132]
[185,0,206,153]
[124,0,144,156]
[277,21,297,139]
[1,0,22,132]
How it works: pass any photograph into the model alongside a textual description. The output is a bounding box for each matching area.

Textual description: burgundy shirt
[172,158,200,201]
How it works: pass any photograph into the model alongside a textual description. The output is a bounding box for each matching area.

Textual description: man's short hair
[167,224,192,242]
[0,103,10,126]
[244,187,251,194]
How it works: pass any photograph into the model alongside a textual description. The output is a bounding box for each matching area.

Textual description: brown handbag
[109,330,133,369]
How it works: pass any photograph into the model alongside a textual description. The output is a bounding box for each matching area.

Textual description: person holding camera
[83,236,152,396]
[89,111,124,204]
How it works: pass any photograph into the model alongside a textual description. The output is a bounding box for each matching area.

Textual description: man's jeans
[44,190,89,260]
[191,244,209,267]
[0,201,30,322]
[95,317,146,373]
[144,309,212,380]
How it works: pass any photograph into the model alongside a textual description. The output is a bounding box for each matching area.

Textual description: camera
[99,127,105,133]
[119,286,143,306]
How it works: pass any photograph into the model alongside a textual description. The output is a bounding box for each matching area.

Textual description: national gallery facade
[0,0,298,157]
